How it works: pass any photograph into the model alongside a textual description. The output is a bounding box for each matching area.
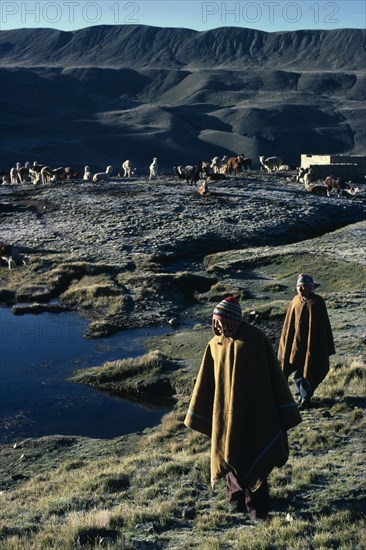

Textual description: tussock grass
[60,274,121,301]
[82,349,164,380]
[1,358,365,549]
[68,350,172,397]
[204,248,365,296]
[316,356,366,401]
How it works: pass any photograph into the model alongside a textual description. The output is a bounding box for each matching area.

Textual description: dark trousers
[293,369,313,403]
[226,471,270,520]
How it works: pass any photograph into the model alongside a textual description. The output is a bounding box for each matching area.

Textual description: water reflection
[0,308,171,444]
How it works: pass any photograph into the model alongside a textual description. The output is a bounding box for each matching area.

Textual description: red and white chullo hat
[212,296,242,336]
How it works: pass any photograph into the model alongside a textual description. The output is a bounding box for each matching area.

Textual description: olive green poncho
[278,293,335,390]
[184,322,302,491]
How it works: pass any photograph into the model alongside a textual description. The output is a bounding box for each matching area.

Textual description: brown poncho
[184,322,302,491]
[278,293,335,390]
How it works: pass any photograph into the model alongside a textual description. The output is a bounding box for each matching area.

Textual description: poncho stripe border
[280,402,298,408]
[187,410,211,424]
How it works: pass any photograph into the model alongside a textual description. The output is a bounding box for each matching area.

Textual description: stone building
[301,154,366,179]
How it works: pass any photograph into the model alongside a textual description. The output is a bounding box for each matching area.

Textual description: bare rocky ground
[1,172,364,264]
[1,171,365,335]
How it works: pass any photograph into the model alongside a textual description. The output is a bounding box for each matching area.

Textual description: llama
[83,166,93,181]
[174,166,187,180]
[323,176,359,197]
[122,160,134,178]
[197,181,208,195]
[210,156,224,174]
[244,158,253,170]
[304,182,329,196]
[29,162,45,184]
[64,167,79,180]
[259,156,282,172]
[50,166,79,182]
[225,155,245,176]
[29,169,41,185]
[0,242,27,269]
[0,242,15,268]
[149,158,159,180]
[176,163,203,185]
[51,167,68,182]
[17,162,30,183]
[93,166,113,182]
[40,166,54,185]
[10,163,21,184]
[206,172,227,182]
[0,169,10,183]
[337,187,360,198]
[186,163,203,185]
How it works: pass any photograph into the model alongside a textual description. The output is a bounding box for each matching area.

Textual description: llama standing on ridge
[149,158,159,180]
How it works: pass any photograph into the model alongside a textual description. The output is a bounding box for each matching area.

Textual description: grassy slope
[1,223,365,549]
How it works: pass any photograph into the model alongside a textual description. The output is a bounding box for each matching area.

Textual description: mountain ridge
[1,25,365,69]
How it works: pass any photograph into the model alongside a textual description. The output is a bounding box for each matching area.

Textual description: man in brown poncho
[184,296,302,520]
[278,274,335,409]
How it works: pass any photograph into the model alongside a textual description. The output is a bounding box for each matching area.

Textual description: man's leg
[226,471,245,512]
[227,473,270,519]
[293,371,313,407]
[245,480,270,520]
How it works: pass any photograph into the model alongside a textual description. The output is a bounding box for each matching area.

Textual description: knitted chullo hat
[213,296,242,325]
[212,296,242,336]
[296,273,314,287]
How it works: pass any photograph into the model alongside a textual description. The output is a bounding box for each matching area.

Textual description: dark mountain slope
[0,25,365,170]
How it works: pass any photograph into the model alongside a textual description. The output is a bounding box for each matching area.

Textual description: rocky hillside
[0,25,365,170]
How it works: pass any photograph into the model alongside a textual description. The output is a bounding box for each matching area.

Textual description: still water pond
[0,308,171,444]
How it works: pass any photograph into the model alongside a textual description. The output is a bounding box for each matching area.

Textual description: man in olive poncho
[184,296,301,520]
[278,274,335,409]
